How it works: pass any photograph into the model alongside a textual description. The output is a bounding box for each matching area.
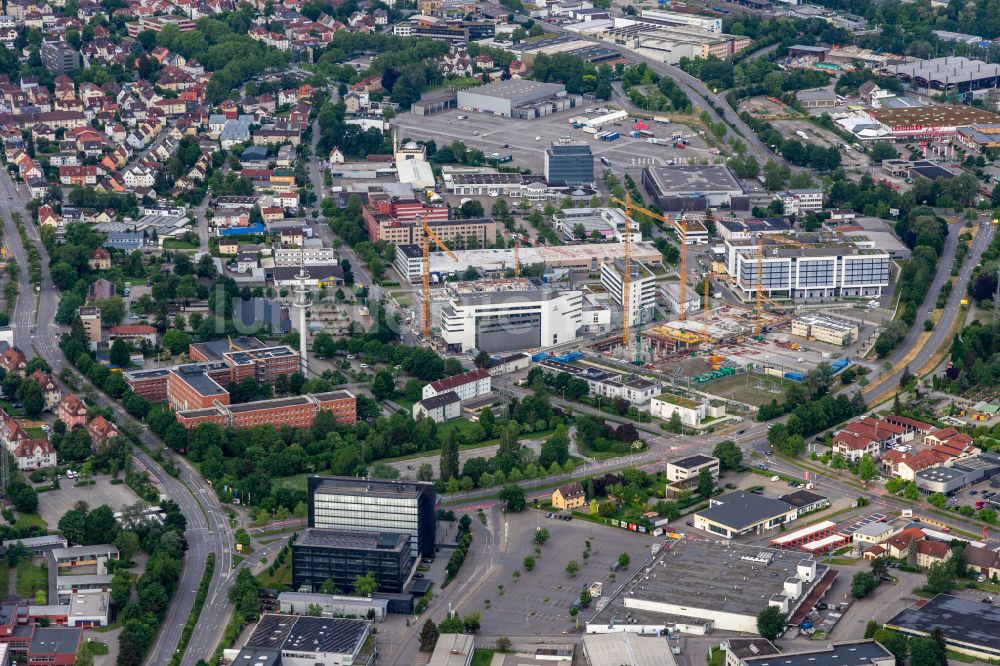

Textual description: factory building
[599,259,657,324]
[642,165,746,211]
[790,314,858,346]
[724,237,891,301]
[438,279,583,353]
[887,595,1000,661]
[884,56,1000,94]
[456,79,581,118]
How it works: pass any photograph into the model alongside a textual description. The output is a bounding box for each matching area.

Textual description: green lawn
[256,557,292,591]
[13,512,47,530]
[163,239,199,250]
[23,426,45,439]
[470,650,496,666]
[16,559,47,599]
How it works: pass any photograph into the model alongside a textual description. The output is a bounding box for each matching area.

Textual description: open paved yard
[451,510,656,637]
[392,107,712,177]
[36,475,143,527]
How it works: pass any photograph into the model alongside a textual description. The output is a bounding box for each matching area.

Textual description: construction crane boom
[421,216,459,338]
[611,195,689,321]
[622,192,631,347]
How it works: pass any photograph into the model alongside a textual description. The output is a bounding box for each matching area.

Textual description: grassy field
[13,512,47,530]
[702,372,794,407]
[163,239,199,250]
[255,557,292,591]
[16,559,47,599]
[470,650,496,666]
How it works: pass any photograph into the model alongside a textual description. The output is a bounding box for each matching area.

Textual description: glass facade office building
[307,476,437,559]
[292,529,411,594]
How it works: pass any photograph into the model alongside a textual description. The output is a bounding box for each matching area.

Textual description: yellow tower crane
[611,195,688,323]
[421,215,458,338]
[752,234,810,338]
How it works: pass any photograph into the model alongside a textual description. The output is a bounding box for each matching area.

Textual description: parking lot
[393,107,715,178]
[35,475,144,528]
[455,510,656,637]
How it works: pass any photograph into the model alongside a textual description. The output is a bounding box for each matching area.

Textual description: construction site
[405,194,876,411]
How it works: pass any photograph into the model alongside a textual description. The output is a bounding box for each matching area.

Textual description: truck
[795,130,810,140]
[653,116,671,124]
[602,132,620,141]
[672,130,684,139]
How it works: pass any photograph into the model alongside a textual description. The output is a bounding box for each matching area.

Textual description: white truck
[795,130,810,140]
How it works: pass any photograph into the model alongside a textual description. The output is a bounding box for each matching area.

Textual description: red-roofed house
[89,247,111,270]
[884,414,934,437]
[832,431,879,462]
[12,438,56,470]
[924,428,962,447]
[0,348,27,375]
[881,449,941,481]
[916,540,951,569]
[58,393,88,430]
[86,415,119,451]
[421,368,491,402]
[880,527,925,559]
[28,369,60,412]
[108,324,158,347]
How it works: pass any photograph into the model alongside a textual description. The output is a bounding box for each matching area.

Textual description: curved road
[0,171,236,666]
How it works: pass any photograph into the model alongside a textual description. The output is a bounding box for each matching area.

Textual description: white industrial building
[724,237,891,301]
[650,393,719,427]
[422,368,491,401]
[272,243,338,266]
[639,9,722,32]
[600,259,657,323]
[776,189,824,216]
[413,391,462,422]
[552,207,642,243]
[439,280,583,353]
[791,314,859,346]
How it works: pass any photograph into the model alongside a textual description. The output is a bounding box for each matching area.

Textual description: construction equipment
[611,195,687,332]
[421,215,458,338]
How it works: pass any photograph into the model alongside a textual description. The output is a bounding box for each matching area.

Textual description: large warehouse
[456,79,581,118]
[867,104,1000,137]
[885,56,1000,94]
[642,165,746,211]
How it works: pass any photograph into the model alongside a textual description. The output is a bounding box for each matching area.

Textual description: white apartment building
[421,368,491,401]
[791,313,859,346]
[724,237,890,301]
[440,281,582,353]
[776,189,824,216]
[272,244,338,266]
[600,259,657,323]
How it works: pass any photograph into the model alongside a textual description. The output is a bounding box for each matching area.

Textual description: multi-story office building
[544,139,594,186]
[291,529,411,594]
[723,236,890,301]
[600,259,657,323]
[308,476,437,559]
[776,189,824,215]
[438,279,583,353]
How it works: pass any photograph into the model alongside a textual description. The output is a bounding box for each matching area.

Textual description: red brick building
[123,368,171,403]
[222,346,300,384]
[86,416,120,451]
[166,365,230,412]
[27,626,82,666]
[175,391,356,429]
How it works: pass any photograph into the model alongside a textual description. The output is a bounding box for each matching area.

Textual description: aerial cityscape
[2,0,1000,664]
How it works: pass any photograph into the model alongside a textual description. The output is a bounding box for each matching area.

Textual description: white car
[359,363,369,368]
[535,136,541,140]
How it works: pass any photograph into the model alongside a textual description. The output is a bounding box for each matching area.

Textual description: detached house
[88,247,111,270]
[58,393,88,430]
[86,415,119,451]
[28,370,59,412]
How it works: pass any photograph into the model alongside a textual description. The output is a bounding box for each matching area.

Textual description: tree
[370,370,395,401]
[533,528,550,546]
[499,484,526,512]
[666,411,683,433]
[851,571,878,599]
[352,571,378,597]
[565,560,580,577]
[417,463,434,482]
[870,557,888,580]
[864,620,880,639]
[523,556,535,571]
[83,505,117,545]
[18,381,44,417]
[459,200,484,219]
[903,481,920,500]
[162,329,190,355]
[418,619,439,651]
[618,552,630,569]
[869,142,898,162]
[439,430,460,485]
[306,603,323,616]
[857,454,878,483]
[925,561,956,594]
[697,467,714,498]
[756,606,786,641]
[473,350,492,369]
[927,493,947,509]
[909,636,945,666]
[712,440,742,472]
[8,482,37,513]
[109,339,131,368]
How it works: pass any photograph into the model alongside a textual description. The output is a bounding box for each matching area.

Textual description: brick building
[57,394,88,429]
[166,365,231,412]
[222,346,299,384]
[123,368,171,403]
[175,391,356,429]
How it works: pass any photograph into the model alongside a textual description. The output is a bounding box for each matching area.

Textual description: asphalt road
[0,171,236,666]
[868,220,994,404]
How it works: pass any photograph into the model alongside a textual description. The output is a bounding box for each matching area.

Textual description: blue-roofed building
[217,223,266,236]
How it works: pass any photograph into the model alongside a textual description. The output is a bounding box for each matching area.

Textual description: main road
[0,171,236,666]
